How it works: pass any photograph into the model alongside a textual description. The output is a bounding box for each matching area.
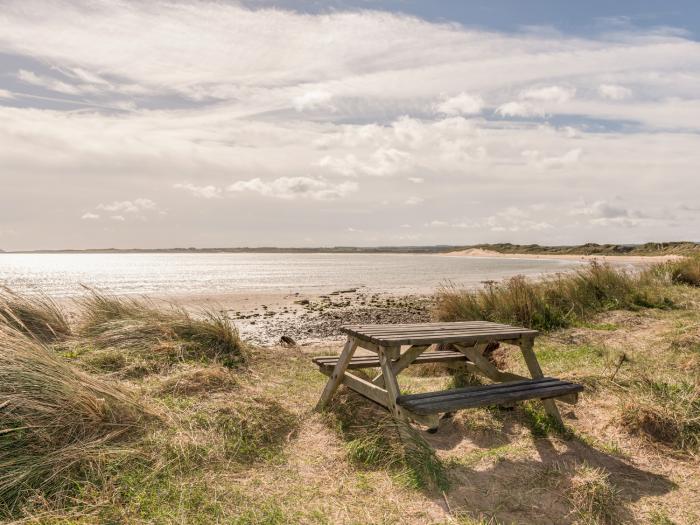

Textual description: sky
[1,1,699,250]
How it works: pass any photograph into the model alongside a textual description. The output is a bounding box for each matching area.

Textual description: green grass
[619,378,700,452]
[436,262,673,331]
[329,390,448,491]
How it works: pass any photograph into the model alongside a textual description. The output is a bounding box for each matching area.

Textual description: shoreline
[443,248,682,264]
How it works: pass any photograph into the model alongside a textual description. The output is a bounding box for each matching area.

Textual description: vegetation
[0,288,71,342]
[0,326,146,514]
[77,289,247,372]
[0,260,699,522]
[461,241,700,257]
[620,379,700,451]
[11,240,700,256]
[650,255,700,287]
[436,262,673,331]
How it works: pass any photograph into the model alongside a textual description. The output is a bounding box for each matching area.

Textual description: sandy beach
[443,248,683,264]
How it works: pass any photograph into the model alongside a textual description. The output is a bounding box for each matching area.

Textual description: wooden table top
[341,321,537,346]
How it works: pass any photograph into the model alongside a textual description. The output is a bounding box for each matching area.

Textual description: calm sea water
[0,253,583,297]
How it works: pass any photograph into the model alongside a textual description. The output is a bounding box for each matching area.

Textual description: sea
[0,253,584,297]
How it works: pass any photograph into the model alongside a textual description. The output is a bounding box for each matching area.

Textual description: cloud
[97,198,157,213]
[569,200,652,227]
[174,183,222,199]
[226,176,357,200]
[522,148,582,169]
[0,89,14,99]
[598,84,632,100]
[0,1,699,248]
[435,92,484,116]
[520,85,575,103]
[404,196,424,205]
[292,90,334,111]
[495,101,545,118]
[110,215,125,221]
[81,212,99,220]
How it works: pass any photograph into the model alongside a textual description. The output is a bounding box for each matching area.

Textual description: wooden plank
[345,327,536,337]
[315,337,358,410]
[400,382,582,410]
[397,380,584,415]
[397,377,563,402]
[378,346,405,418]
[343,321,497,329]
[351,332,535,346]
[339,371,391,408]
[344,323,535,334]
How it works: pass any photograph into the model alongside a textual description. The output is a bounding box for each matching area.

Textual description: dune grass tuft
[619,378,700,452]
[648,256,700,287]
[0,327,148,515]
[158,366,238,397]
[436,262,671,331]
[568,463,622,525]
[0,288,71,342]
[77,290,246,370]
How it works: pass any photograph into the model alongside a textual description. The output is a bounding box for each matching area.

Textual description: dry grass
[2,285,699,523]
[567,463,622,525]
[648,255,700,287]
[619,378,700,452]
[77,289,247,371]
[436,262,672,331]
[328,388,448,491]
[0,288,71,342]
[0,326,148,516]
[157,366,238,396]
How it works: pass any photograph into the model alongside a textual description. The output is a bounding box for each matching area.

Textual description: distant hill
[5,242,699,256]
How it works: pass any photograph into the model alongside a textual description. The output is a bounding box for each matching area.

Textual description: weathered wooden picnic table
[313,321,583,432]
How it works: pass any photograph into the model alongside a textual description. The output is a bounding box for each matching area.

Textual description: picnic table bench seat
[312,349,472,372]
[396,377,584,415]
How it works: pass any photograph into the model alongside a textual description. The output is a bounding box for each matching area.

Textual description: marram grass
[435,262,672,331]
[0,326,147,514]
[77,289,247,369]
[0,288,71,342]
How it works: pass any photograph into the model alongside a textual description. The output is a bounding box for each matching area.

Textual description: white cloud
[292,90,334,112]
[227,176,357,200]
[174,183,222,199]
[522,148,582,169]
[404,196,424,205]
[408,177,424,183]
[520,85,575,103]
[97,198,157,213]
[435,92,484,116]
[598,84,632,100]
[81,212,99,220]
[495,101,545,118]
[110,215,125,221]
[0,89,14,99]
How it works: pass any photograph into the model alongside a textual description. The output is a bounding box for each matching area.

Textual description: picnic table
[313,321,583,432]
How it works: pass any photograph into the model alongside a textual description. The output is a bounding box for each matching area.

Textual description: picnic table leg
[519,337,564,427]
[315,336,358,410]
[378,345,416,440]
